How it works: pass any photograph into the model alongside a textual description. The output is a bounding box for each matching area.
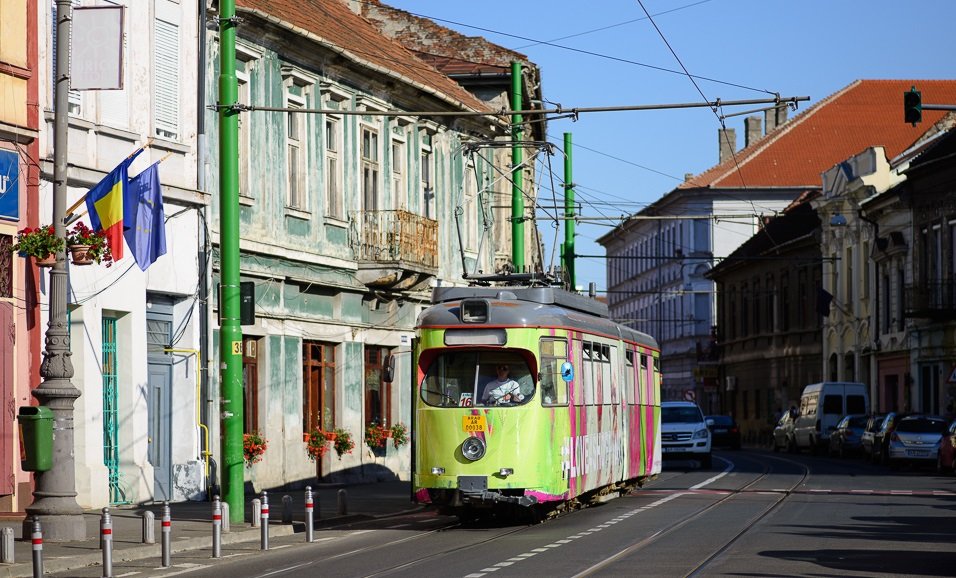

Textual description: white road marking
[116,572,141,577]
[258,561,312,577]
[387,523,411,528]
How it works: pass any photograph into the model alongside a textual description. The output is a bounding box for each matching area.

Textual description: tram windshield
[420,351,533,407]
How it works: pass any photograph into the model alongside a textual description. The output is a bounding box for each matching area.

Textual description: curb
[0,525,296,578]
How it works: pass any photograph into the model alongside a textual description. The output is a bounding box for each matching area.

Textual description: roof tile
[682,80,956,189]
[235,0,490,113]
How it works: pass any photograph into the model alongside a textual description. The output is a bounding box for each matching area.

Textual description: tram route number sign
[462,415,486,433]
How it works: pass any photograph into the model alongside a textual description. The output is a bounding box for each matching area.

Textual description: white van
[793,382,869,452]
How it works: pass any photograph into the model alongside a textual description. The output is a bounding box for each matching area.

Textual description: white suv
[660,401,712,468]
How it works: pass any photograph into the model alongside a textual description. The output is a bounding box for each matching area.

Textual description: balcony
[905,281,956,319]
[350,210,439,290]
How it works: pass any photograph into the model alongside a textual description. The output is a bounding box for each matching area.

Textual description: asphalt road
[51,448,956,577]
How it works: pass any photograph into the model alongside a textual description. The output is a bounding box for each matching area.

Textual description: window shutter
[153,18,179,139]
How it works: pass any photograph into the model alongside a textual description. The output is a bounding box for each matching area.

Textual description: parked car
[860,413,887,460]
[706,415,741,449]
[869,412,905,465]
[828,414,868,457]
[938,419,956,474]
[793,382,869,453]
[772,408,799,453]
[661,401,712,468]
[886,415,948,470]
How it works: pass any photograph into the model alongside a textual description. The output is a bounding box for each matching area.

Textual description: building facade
[203,0,540,489]
[33,0,207,507]
[0,0,40,514]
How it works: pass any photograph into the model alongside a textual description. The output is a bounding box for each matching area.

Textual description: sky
[387,0,956,292]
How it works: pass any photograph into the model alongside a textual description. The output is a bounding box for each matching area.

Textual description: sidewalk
[0,481,419,578]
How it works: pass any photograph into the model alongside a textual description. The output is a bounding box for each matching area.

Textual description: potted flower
[331,428,354,458]
[305,429,331,462]
[364,423,389,449]
[67,221,112,267]
[390,422,409,449]
[243,430,268,467]
[11,225,64,266]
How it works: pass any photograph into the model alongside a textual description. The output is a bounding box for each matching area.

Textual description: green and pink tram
[412,286,661,519]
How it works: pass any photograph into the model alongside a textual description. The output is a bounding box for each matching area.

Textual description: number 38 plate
[462,415,486,432]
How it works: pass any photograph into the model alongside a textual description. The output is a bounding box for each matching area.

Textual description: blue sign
[560,361,574,382]
[0,150,19,220]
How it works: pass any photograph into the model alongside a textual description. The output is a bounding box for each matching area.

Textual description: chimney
[718,128,736,164]
[765,105,789,133]
[684,173,694,182]
[744,116,762,148]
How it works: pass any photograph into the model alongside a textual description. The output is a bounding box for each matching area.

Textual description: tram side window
[539,338,568,406]
[625,350,635,405]
[582,342,594,405]
[602,345,613,404]
[572,341,585,405]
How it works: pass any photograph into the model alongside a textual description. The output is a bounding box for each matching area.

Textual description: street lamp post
[23,0,86,541]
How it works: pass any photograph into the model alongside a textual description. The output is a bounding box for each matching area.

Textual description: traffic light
[904,86,922,125]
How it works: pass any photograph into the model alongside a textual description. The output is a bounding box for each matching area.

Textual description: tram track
[571,455,811,578]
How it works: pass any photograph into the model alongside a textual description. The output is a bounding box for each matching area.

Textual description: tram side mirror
[383,354,395,383]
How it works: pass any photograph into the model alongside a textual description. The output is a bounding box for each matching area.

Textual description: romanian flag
[85,150,142,261]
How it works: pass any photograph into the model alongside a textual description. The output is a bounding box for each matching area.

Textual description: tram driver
[482,364,524,405]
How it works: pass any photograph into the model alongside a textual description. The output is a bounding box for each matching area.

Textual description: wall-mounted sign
[0,150,19,221]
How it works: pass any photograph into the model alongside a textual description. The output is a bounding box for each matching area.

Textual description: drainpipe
[163,349,211,491]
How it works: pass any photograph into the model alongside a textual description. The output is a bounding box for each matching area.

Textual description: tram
[411,285,661,519]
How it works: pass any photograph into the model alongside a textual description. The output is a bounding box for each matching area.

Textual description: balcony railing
[905,281,956,318]
[351,210,438,272]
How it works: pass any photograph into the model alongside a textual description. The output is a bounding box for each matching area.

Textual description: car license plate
[907,449,929,457]
[714,428,727,433]
[662,447,679,453]
[462,415,486,433]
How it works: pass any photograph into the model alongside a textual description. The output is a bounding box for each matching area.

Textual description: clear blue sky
[388,0,956,291]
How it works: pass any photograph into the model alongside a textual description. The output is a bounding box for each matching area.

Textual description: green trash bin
[18,406,54,472]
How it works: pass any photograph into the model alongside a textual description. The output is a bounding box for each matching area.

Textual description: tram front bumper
[458,475,538,508]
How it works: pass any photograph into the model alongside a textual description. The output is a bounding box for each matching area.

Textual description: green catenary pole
[563,132,575,291]
[218,0,244,525]
[511,61,524,272]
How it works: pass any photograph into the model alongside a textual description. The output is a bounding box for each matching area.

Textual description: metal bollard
[337,488,348,515]
[260,491,269,550]
[251,498,261,528]
[304,486,314,543]
[212,495,222,558]
[161,501,171,568]
[142,510,155,544]
[101,508,113,578]
[31,516,42,578]
[221,500,230,533]
[0,526,14,563]
[282,495,293,524]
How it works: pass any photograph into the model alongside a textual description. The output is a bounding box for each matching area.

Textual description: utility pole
[218,0,245,525]
[511,61,524,272]
[563,132,575,291]
[24,0,86,541]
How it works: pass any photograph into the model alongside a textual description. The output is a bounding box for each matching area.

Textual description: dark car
[706,415,741,449]
[938,419,956,474]
[828,414,868,457]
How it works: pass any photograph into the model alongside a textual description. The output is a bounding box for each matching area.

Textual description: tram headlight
[461,437,486,461]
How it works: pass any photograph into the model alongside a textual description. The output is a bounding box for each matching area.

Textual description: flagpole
[63,141,154,217]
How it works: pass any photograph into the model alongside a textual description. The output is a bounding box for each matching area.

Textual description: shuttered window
[153,17,179,139]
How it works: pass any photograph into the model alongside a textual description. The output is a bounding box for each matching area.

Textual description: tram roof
[422,286,658,349]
